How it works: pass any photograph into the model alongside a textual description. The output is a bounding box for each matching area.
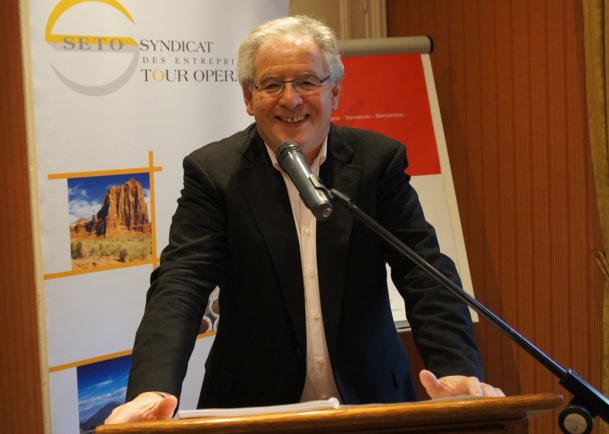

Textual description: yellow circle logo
[45,0,139,95]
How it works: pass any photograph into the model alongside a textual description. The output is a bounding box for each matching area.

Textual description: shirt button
[318,357,324,364]
[314,314,320,320]
[308,270,315,278]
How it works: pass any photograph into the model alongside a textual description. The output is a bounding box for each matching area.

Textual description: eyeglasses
[254,75,330,96]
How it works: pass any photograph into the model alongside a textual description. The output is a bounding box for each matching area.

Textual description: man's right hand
[104,392,178,424]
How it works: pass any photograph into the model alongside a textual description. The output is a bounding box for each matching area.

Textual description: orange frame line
[44,151,162,280]
[48,332,216,373]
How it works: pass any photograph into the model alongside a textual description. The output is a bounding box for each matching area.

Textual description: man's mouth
[279,115,307,124]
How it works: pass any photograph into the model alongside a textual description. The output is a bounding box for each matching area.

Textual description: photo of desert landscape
[68,173,153,270]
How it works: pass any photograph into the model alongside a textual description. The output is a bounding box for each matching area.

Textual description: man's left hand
[419,369,505,399]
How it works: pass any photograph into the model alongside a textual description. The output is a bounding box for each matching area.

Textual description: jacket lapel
[239,130,307,354]
[237,126,363,358]
[317,128,362,356]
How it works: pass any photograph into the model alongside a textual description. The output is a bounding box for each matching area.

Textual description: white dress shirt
[266,141,342,403]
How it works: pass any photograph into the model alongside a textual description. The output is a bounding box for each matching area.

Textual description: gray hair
[237,15,345,88]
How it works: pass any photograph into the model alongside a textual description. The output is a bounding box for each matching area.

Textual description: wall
[388,1,605,433]
[2,0,604,432]
[290,0,387,39]
[0,0,46,432]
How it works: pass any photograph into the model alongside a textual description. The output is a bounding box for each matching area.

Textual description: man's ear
[242,84,255,116]
[331,81,341,110]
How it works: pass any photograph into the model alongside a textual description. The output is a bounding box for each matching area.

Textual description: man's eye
[261,82,282,91]
[297,80,317,89]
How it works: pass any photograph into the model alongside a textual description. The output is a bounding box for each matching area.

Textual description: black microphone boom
[328,187,609,434]
[276,141,333,220]
[277,139,609,432]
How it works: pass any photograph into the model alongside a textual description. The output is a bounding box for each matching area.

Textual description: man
[106,15,502,424]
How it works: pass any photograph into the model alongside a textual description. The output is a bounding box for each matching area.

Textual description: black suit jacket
[127,123,483,408]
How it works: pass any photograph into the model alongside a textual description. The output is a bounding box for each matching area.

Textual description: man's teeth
[281,116,306,123]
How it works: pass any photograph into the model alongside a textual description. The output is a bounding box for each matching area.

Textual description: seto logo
[45,0,139,95]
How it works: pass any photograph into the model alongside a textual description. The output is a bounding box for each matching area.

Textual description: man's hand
[419,369,505,399]
[104,392,178,425]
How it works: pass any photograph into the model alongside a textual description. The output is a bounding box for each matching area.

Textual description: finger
[419,370,444,398]
[478,382,506,398]
[465,376,484,397]
[479,382,498,397]
[105,404,137,425]
[494,387,506,397]
[157,395,178,420]
[419,370,439,389]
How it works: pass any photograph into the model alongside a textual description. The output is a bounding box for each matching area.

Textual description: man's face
[242,36,341,161]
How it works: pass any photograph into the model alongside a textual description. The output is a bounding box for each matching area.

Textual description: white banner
[333,52,476,329]
[26,1,288,432]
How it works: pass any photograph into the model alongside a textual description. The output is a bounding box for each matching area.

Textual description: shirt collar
[266,139,328,172]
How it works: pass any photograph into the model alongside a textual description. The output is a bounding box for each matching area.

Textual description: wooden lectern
[95,393,563,434]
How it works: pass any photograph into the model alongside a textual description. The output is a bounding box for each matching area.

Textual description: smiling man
[105,15,502,425]
[242,35,340,163]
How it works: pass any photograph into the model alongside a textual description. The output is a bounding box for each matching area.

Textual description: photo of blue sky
[77,355,131,428]
[68,173,150,224]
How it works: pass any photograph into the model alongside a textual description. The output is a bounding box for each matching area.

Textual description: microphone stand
[329,188,609,434]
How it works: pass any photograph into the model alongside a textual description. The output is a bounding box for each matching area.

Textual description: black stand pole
[330,188,609,434]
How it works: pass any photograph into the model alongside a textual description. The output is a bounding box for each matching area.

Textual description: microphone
[276,141,333,220]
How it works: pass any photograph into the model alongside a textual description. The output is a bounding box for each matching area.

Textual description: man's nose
[279,82,303,108]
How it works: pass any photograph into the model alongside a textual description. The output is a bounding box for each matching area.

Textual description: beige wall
[289,0,387,39]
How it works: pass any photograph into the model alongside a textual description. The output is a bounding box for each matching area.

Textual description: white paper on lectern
[178,397,340,419]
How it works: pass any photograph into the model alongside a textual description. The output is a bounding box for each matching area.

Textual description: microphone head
[274,140,333,221]
[276,140,303,163]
